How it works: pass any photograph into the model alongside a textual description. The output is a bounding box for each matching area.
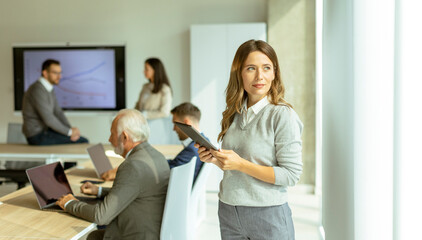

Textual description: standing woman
[135,58,172,119]
[197,40,303,240]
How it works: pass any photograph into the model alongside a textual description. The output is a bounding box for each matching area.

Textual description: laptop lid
[26,162,73,209]
[86,143,113,178]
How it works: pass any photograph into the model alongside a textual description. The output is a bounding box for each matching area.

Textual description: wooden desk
[0,163,116,239]
[0,143,183,162]
[0,144,183,239]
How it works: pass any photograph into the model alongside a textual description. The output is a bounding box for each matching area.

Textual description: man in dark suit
[22,59,88,145]
[168,102,207,183]
[57,109,170,240]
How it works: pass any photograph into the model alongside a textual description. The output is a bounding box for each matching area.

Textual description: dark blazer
[22,80,71,138]
[168,134,208,182]
[66,142,170,240]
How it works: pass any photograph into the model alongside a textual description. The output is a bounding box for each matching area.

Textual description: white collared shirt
[39,77,54,92]
[181,137,193,147]
[241,96,270,126]
[125,148,134,159]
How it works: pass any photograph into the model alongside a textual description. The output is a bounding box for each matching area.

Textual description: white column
[393,1,422,239]
[322,0,395,239]
[353,0,395,239]
[315,0,324,238]
[322,0,355,238]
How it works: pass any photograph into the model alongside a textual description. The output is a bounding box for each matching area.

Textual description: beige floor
[0,181,321,240]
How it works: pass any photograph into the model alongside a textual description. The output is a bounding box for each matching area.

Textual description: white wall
[0,0,267,143]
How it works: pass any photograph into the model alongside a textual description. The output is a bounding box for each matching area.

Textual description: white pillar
[353,0,395,239]
[322,0,354,240]
[322,0,355,238]
[315,0,324,238]
[322,0,395,239]
[393,1,422,239]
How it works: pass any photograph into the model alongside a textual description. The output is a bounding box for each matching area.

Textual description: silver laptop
[26,162,97,210]
[86,143,113,178]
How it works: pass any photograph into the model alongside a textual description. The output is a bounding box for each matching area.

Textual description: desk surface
[0,143,183,160]
[0,162,119,239]
[0,144,183,239]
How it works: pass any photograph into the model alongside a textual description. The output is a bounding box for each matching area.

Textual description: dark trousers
[27,129,89,146]
[26,129,89,170]
[87,229,105,240]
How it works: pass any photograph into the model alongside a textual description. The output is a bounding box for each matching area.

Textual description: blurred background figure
[135,57,172,119]
[22,59,89,145]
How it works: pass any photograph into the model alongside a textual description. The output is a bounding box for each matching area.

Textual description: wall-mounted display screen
[13,45,125,111]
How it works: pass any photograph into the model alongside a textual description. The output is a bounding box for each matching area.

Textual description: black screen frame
[13,45,126,111]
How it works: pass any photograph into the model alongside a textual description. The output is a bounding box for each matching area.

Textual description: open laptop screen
[26,162,73,209]
[86,143,113,178]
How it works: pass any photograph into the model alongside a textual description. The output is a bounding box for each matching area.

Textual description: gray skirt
[218,201,295,240]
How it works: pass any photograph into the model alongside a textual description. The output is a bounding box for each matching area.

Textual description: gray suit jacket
[66,142,170,240]
[22,80,71,138]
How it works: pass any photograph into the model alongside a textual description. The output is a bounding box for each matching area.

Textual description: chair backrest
[191,163,212,201]
[190,163,213,229]
[160,157,196,240]
[7,123,26,144]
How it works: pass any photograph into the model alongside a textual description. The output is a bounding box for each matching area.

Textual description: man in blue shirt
[168,102,207,182]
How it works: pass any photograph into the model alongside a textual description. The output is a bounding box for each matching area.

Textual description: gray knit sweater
[219,104,303,207]
[22,80,71,138]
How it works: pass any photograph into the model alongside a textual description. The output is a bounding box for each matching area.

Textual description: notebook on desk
[86,143,113,178]
[26,162,98,210]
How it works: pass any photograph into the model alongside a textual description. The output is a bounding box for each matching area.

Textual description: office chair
[0,123,39,189]
[190,162,212,231]
[160,157,196,240]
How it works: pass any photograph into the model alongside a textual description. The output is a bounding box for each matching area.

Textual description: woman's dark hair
[145,58,172,94]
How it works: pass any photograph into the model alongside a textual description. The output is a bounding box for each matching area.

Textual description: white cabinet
[190,23,266,191]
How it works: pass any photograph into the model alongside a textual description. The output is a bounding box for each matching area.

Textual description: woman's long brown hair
[217,40,292,142]
[145,58,172,94]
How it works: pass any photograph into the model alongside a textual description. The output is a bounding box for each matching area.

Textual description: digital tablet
[174,122,218,150]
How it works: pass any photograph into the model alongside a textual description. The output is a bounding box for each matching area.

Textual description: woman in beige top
[135,58,172,119]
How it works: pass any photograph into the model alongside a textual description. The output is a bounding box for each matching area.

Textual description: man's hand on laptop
[56,194,77,210]
[101,168,117,181]
[80,181,99,195]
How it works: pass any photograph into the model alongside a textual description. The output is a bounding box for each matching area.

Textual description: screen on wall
[13,45,126,111]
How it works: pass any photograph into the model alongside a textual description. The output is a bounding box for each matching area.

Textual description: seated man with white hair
[56,109,170,240]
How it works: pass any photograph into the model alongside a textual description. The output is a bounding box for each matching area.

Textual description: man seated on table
[101,102,207,183]
[22,59,89,145]
[57,109,170,240]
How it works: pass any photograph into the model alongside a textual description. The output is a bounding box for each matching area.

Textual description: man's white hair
[115,109,149,142]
